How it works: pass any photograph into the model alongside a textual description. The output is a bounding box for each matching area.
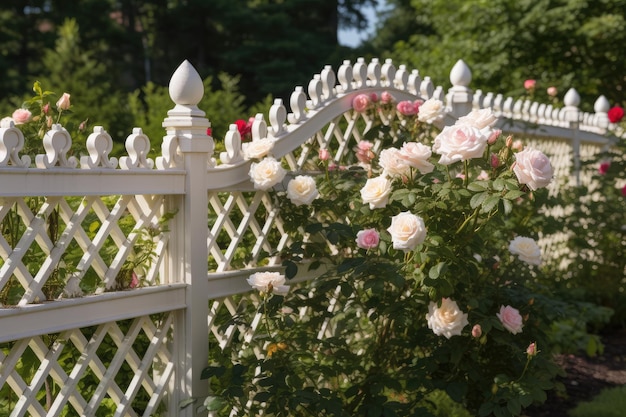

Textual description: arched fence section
[0,57,622,416]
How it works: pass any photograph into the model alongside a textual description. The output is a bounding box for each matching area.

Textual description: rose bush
[202,91,579,417]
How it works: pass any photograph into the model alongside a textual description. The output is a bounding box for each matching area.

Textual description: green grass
[569,385,626,417]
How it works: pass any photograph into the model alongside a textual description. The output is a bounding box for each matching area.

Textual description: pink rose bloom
[497,305,524,334]
[471,324,482,338]
[369,93,379,102]
[355,229,380,249]
[477,170,489,181]
[547,86,558,97]
[490,153,500,169]
[355,140,375,164]
[11,108,32,124]
[56,92,71,110]
[432,125,489,165]
[527,342,538,356]
[513,148,553,190]
[399,142,434,174]
[352,93,371,112]
[380,91,393,104]
[396,100,418,116]
[599,161,610,175]
[42,103,50,114]
[487,129,502,145]
[379,147,411,178]
[319,148,330,161]
[524,79,536,90]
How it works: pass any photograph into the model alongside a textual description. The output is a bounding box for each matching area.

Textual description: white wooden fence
[0,57,621,416]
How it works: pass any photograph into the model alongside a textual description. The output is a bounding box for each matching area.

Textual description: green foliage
[202,97,580,416]
[569,385,626,417]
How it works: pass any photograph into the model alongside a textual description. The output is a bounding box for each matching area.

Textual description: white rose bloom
[360,175,392,209]
[287,175,319,206]
[399,142,434,174]
[387,211,427,252]
[457,108,497,130]
[249,157,287,191]
[417,98,445,123]
[426,298,469,339]
[242,137,276,160]
[513,148,553,190]
[378,148,411,178]
[247,271,289,295]
[432,124,489,165]
[509,236,542,266]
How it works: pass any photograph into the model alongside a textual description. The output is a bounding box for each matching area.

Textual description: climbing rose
[318,148,330,161]
[379,147,411,178]
[355,229,380,250]
[396,100,420,116]
[547,86,558,97]
[513,147,553,190]
[527,342,538,356]
[56,93,71,110]
[11,109,32,124]
[426,298,469,339]
[235,118,253,141]
[599,161,610,175]
[248,157,287,191]
[242,137,276,160]
[417,98,444,123]
[509,236,542,266]
[380,91,393,104]
[360,175,392,209]
[399,142,434,174]
[608,106,624,124]
[472,324,482,338]
[355,140,375,164]
[433,124,489,165]
[286,175,319,206]
[247,271,289,295]
[497,305,524,334]
[352,94,371,112]
[387,211,427,252]
[457,108,497,131]
[524,79,536,90]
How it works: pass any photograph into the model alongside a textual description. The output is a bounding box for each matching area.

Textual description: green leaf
[200,365,225,380]
[504,190,525,200]
[470,191,488,209]
[467,181,488,192]
[178,398,196,409]
[283,260,298,279]
[203,396,225,411]
[481,195,500,213]
[428,262,447,279]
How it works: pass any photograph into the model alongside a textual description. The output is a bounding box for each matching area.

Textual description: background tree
[367,0,626,108]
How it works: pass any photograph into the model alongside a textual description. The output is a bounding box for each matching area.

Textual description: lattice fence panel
[0,312,175,416]
[0,194,172,306]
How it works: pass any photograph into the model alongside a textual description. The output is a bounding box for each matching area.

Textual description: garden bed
[525,328,626,417]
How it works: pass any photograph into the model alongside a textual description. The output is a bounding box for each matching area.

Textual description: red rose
[235,119,252,141]
[608,106,624,124]
[599,161,610,175]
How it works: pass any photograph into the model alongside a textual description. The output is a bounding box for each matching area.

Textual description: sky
[337,3,381,47]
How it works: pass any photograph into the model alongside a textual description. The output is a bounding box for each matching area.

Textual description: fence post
[563,88,582,186]
[164,60,213,416]
[446,59,473,118]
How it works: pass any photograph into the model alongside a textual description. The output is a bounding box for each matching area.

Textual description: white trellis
[0,57,622,417]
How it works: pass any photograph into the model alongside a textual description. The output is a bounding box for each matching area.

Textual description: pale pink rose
[432,125,489,165]
[456,173,465,180]
[472,324,482,338]
[513,148,553,190]
[287,175,319,206]
[524,79,536,90]
[399,142,434,174]
[417,98,444,123]
[487,129,502,145]
[396,100,419,116]
[319,148,331,161]
[426,298,469,339]
[356,229,380,250]
[352,93,371,112]
[242,137,276,160]
[247,271,289,295]
[248,157,287,190]
[527,342,538,356]
[457,108,497,130]
[547,86,558,97]
[11,108,32,124]
[509,236,542,266]
[355,140,375,164]
[490,153,500,168]
[387,211,427,252]
[42,103,50,114]
[512,140,524,151]
[380,91,393,104]
[379,147,411,178]
[476,170,489,181]
[56,92,71,110]
[360,175,392,209]
[497,305,524,334]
